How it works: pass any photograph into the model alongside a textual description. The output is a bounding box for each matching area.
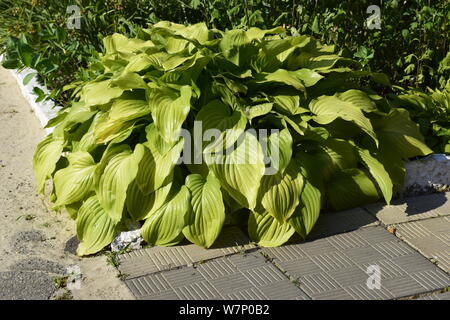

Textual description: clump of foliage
[393,83,450,153]
[33,22,431,255]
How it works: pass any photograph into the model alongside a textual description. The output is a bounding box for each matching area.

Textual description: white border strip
[1,55,62,134]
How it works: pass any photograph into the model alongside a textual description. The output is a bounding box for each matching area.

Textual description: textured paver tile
[417,291,450,300]
[118,227,255,278]
[364,192,450,224]
[394,216,450,272]
[125,251,310,300]
[308,208,378,239]
[263,226,450,300]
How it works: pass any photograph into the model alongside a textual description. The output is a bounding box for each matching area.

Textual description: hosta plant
[33,22,432,256]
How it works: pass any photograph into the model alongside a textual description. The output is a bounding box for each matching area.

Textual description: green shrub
[1,0,448,106]
[33,23,432,255]
[0,0,156,105]
[394,83,450,153]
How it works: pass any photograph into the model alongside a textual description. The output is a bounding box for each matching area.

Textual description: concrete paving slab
[125,251,310,300]
[262,226,450,300]
[118,227,256,279]
[307,208,378,239]
[417,291,450,300]
[364,192,450,224]
[394,216,450,272]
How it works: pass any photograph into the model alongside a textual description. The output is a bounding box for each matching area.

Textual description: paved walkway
[118,191,450,300]
[0,67,133,300]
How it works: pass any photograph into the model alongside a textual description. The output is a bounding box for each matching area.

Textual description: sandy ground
[0,66,134,300]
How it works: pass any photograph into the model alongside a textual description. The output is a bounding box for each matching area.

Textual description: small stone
[387,226,396,235]
[110,229,143,252]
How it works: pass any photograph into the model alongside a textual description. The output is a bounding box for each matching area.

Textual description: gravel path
[0,67,134,300]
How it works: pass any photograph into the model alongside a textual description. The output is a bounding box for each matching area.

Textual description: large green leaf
[338,89,378,113]
[264,128,293,174]
[259,161,304,222]
[327,168,380,211]
[253,69,306,91]
[271,89,309,115]
[81,80,124,107]
[108,97,151,122]
[357,148,393,205]
[295,68,324,87]
[111,72,147,90]
[289,153,324,237]
[33,134,65,194]
[319,138,358,174]
[248,210,295,247]
[375,109,433,158]
[126,181,172,221]
[150,85,192,143]
[96,145,143,223]
[141,185,190,246]
[76,196,119,256]
[206,132,265,209]
[310,95,378,144]
[196,99,247,151]
[183,173,225,248]
[53,152,97,207]
[136,125,184,194]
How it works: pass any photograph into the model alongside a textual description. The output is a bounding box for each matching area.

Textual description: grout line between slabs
[257,250,314,300]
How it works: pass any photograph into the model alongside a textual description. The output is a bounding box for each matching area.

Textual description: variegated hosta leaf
[33,134,65,194]
[196,99,247,152]
[136,125,184,194]
[310,95,378,145]
[76,196,119,256]
[357,148,393,205]
[248,210,295,247]
[126,180,173,221]
[259,161,303,222]
[150,85,192,143]
[141,185,191,246]
[53,152,97,207]
[183,173,225,248]
[206,132,265,210]
[96,145,144,223]
[327,168,380,211]
[375,109,433,158]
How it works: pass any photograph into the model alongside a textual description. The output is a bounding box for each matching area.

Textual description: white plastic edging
[1,54,62,134]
